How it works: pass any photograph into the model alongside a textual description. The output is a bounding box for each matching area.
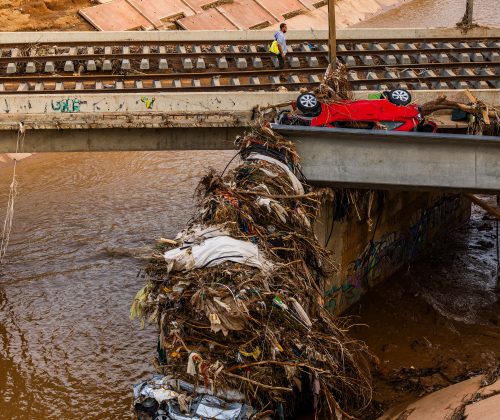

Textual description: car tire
[296,93,321,116]
[387,89,412,106]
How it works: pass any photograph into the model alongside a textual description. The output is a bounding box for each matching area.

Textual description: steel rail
[0,82,320,94]
[1,74,497,94]
[0,67,497,83]
[2,61,497,77]
[0,67,326,82]
[0,47,497,63]
[1,59,498,82]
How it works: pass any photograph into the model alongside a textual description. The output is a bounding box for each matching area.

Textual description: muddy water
[1,2,499,420]
[0,152,233,418]
[356,0,500,27]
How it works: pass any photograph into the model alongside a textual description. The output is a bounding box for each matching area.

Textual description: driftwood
[420,95,497,119]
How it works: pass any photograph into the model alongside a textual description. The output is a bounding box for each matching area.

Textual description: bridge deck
[272,125,500,193]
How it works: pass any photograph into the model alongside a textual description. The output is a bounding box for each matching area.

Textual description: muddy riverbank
[347,197,500,416]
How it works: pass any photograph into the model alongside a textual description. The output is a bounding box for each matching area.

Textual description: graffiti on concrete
[326,195,464,313]
[51,98,81,113]
[141,97,155,109]
[325,283,361,312]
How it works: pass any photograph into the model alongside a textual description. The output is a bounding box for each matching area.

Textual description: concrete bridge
[1,88,499,193]
[0,28,499,193]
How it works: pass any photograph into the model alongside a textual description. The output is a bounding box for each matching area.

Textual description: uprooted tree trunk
[420,93,499,135]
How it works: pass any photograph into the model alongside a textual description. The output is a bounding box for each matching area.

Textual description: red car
[279,89,436,132]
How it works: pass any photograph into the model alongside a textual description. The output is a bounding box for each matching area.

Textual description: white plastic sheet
[246,152,304,195]
[164,236,271,273]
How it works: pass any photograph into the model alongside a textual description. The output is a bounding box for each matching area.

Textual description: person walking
[274,23,287,69]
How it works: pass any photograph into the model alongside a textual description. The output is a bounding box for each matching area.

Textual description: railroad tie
[308,74,320,84]
[307,55,320,67]
[172,79,182,88]
[250,77,260,85]
[356,44,373,66]
[252,57,263,68]
[288,56,300,68]
[382,54,397,65]
[26,62,36,73]
[121,59,131,70]
[192,45,205,69]
[159,59,169,70]
[415,54,427,64]
[471,52,484,62]
[230,46,247,69]
[87,60,97,71]
[6,63,16,74]
[17,82,29,91]
[140,59,150,70]
[182,58,193,70]
[269,75,280,84]
[211,77,221,87]
[348,72,359,81]
[384,71,398,81]
[212,46,228,69]
[248,45,263,68]
[45,61,55,73]
[102,60,113,71]
[196,57,206,69]
[318,43,329,62]
[64,61,74,72]
[192,79,201,88]
[369,43,384,52]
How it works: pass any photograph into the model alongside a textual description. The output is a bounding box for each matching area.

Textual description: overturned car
[278,89,437,132]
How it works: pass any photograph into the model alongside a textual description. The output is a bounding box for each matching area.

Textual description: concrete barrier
[0,27,497,44]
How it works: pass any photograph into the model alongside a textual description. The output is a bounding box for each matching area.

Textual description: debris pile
[420,92,500,136]
[131,121,374,418]
[313,63,353,103]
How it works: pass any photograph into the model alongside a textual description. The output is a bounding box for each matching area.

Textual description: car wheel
[296,93,321,116]
[387,89,412,106]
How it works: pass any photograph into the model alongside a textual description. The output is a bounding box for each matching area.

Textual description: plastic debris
[131,120,375,419]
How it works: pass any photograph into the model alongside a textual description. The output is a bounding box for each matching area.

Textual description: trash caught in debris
[131,119,375,418]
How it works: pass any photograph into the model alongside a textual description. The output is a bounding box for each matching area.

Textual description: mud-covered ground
[0,0,93,31]
[347,196,500,417]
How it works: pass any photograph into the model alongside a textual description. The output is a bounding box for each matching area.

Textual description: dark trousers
[276,53,285,69]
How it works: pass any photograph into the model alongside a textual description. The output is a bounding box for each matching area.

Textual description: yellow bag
[269,40,279,54]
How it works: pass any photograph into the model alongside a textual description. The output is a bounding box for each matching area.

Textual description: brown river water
[0,1,499,419]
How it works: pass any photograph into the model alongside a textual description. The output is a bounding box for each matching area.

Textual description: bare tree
[458,0,474,28]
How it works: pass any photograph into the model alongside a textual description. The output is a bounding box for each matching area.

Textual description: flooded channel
[1,1,499,418]
[0,152,234,418]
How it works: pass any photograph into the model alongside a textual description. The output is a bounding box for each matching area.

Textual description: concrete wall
[0,27,497,43]
[1,90,497,132]
[316,191,471,314]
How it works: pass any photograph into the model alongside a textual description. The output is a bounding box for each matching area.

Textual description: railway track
[0,37,498,94]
